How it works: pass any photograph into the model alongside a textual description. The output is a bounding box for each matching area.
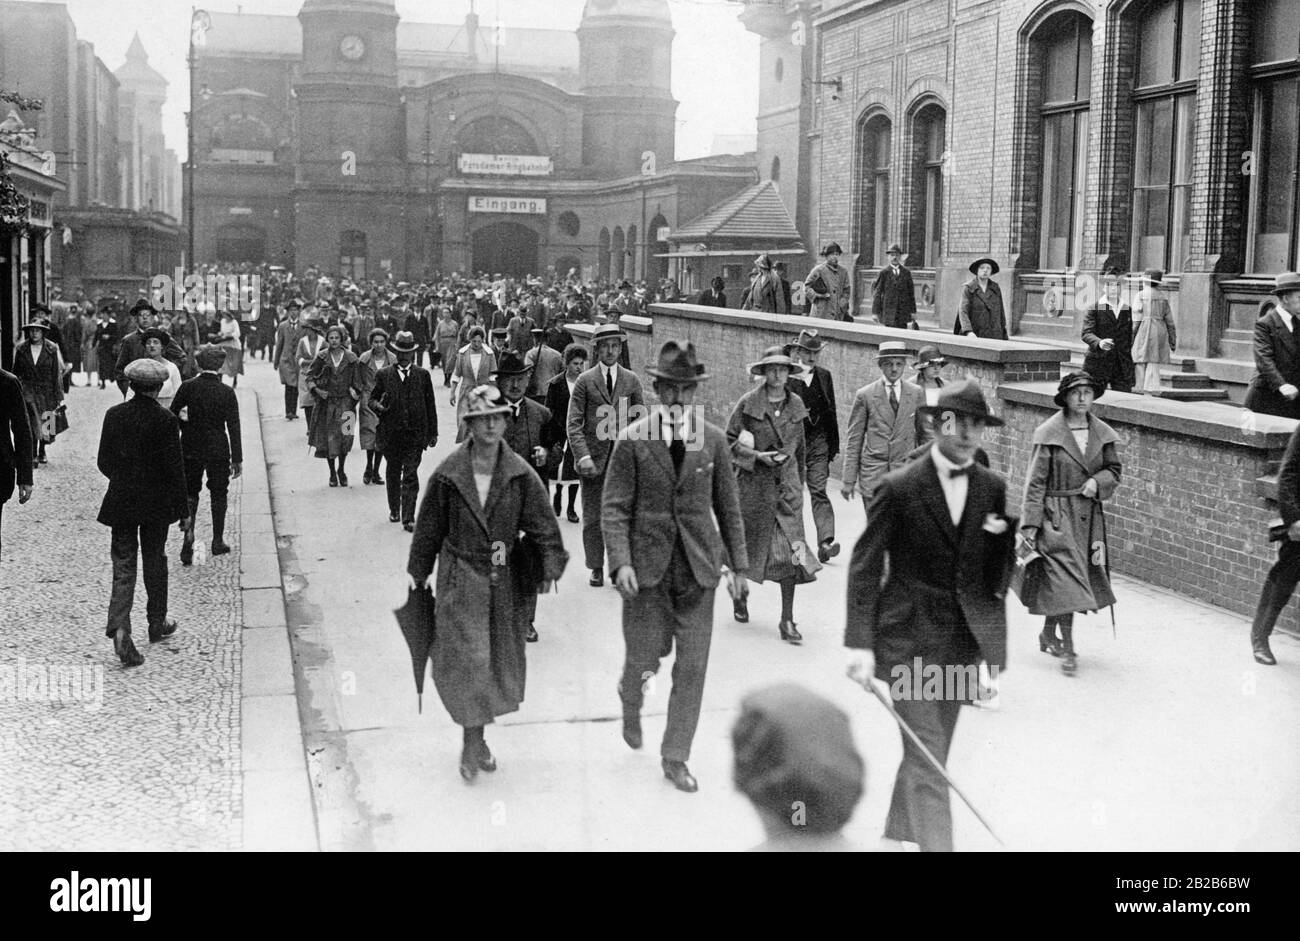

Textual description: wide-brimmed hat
[1272,272,1300,297]
[123,358,169,385]
[876,340,909,361]
[919,379,1004,426]
[1054,371,1106,408]
[128,299,157,317]
[913,344,946,368]
[368,326,390,344]
[783,328,827,356]
[20,316,51,334]
[591,322,628,345]
[491,350,532,377]
[749,345,806,377]
[461,384,513,420]
[820,241,843,256]
[968,257,1000,276]
[885,243,904,256]
[389,330,418,353]
[141,327,172,345]
[646,340,710,384]
[196,345,227,371]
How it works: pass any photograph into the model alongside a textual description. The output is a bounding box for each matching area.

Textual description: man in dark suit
[1245,272,1300,419]
[845,380,1013,851]
[1249,420,1300,667]
[494,350,552,642]
[170,345,243,566]
[0,366,34,560]
[94,302,122,389]
[114,300,185,396]
[97,358,191,666]
[603,340,749,792]
[1081,267,1134,393]
[372,331,438,532]
[871,244,918,328]
[272,299,307,420]
[567,322,645,587]
[785,328,842,563]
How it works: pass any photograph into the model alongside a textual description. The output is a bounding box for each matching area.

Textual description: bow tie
[947,465,973,479]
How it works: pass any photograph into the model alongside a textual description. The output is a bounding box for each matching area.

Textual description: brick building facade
[191,0,754,282]
[749,0,1300,396]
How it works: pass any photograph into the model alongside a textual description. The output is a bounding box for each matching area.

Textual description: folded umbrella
[394,586,436,713]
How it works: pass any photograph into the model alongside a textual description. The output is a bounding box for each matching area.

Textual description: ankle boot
[1060,625,1077,675]
[113,628,145,667]
[1038,619,1063,657]
[211,500,230,555]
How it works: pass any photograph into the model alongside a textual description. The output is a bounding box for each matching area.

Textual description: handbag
[54,404,69,436]
[1009,537,1044,607]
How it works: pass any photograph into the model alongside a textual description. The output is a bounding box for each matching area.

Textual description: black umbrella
[394,586,436,713]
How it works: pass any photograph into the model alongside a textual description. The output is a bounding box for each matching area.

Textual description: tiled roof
[671,180,801,243]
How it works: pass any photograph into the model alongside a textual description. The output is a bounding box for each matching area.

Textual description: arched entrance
[472,221,540,278]
[648,213,669,284]
[215,223,267,263]
[553,255,582,280]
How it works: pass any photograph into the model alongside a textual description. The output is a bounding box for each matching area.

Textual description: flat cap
[123,358,169,384]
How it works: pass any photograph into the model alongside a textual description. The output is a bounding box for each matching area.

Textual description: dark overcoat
[305,349,363,458]
[0,369,33,504]
[846,454,1012,678]
[406,441,569,727]
[373,363,438,455]
[1081,301,1135,393]
[871,265,917,327]
[541,372,578,482]
[169,372,242,464]
[357,348,398,450]
[726,384,820,584]
[788,364,840,462]
[96,396,189,527]
[1245,308,1300,419]
[502,398,551,480]
[956,279,1008,339]
[11,339,64,419]
[1020,410,1121,617]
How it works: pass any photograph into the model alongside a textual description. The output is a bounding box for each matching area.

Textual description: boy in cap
[97,358,191,666]
[841,341,924,515]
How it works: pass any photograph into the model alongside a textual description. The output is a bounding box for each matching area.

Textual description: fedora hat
[749,345,806,377]
[820,241,843,256]
[913,344,946,367]
[783,328,827,355]
[617,279,633,291]
[141,327,172,345]
[491,350,532,377]
[885,243,904,256]
[920,379,1004,426]
[591,322,628,344]
[646,340,710,384]
[968,257,1000,276]
[876,340,909,360]
[1054,371,1105,408]
[460,384,513,420]
[1272,272,1300,297]
[389,330,418,353]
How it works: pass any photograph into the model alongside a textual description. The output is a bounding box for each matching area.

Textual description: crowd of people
[4,254,1299,851]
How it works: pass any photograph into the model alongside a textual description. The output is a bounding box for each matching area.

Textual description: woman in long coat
[305,323,364,487]
[434,307,461,387]
[451,326,497,442]
[11,319,64,466]
[357,327,397,485]
[956,258,1008,339]
[726,346,821,644]
[79,309,98,384]
[296,315,327,429]
[1020,371,1122,675]
[1130,269,1177,394]
[407,384,568,782]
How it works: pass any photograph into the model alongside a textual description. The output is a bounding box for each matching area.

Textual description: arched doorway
[215,223,267,263]
[472,221,540,278]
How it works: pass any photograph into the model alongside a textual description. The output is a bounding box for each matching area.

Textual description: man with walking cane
[844,380,1014,851]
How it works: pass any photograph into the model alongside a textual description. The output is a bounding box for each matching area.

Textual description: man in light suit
[870,244,917,328]
[845,380,1013,851]
[567,322,645,587]
[1245,272,1300,420]
[841,341,925,514]
[603,340,749,792]
[272,299,307,419]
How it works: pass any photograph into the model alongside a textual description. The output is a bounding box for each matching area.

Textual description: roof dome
[581,0,672,25]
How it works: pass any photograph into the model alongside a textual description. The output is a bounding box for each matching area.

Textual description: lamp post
[188,9,210,269]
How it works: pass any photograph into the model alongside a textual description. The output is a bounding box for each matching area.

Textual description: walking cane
[862,681,1005,847]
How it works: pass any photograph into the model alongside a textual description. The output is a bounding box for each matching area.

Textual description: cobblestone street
[0,379,244,851]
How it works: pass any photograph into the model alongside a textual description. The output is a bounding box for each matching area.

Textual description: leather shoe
[148,618,178,643]
[459,747,479,783]
[371,473,383,485]
[662,759,698,793]
[180,544,193,567]
[476,742,497,773]
[589,568,604,587]
[389,512,400,523]
[403,521,415,533]
[526,624,539,643]
[329,473,339,487]
[567,509,580,523]
[778,620,802,644]
[817,540,840,564]
[338,472,349,487]
[733,598,749,623]
[211,540,231,556]
[362,470,373,485]
[113,630,145,667]
[622,715,642,750]
[1254,644,1278,666]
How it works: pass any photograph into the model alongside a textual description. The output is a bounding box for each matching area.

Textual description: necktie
[948,465,972,479]
[670,437,685,475]
[605,368,614,399]
[889,384,899,414]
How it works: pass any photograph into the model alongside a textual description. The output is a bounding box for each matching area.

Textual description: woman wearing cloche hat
[956,258,1007,339]
[1019,371,1121,674]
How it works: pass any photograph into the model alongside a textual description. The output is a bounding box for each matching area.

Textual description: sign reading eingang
[468,195,547,215]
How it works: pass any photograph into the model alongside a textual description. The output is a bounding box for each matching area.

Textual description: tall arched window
[1131,0,1200,273]
[627,224,638,280]
[1036,11,1092,270]
[611,227,626,281]
[909,103,946,268]
[598,227,611,280]
[340,230,367,281]
[1247,0,1300,273]
[855,113,892,267]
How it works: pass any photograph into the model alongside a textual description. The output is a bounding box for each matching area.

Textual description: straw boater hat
[491,350,532,378]
[919,379,1004,426]
[968,257,1000,276]
[749,345,807,377]
[1272,272,1300,297]
[123,358,169,386]
[646,340,710,384]
[876,340,909,361]
[461,384,513,420]
[1054,371,1105,408]
[389,330,418,353]
[591,322,629,344]
[913,344,946,368]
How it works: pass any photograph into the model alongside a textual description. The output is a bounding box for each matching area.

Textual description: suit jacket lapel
[1274,311,1300,356]
[919,456,958,545]
[956,469,988,546]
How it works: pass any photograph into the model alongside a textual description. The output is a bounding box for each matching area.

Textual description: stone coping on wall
[999,382,1298,450]
[648,303,1069,364]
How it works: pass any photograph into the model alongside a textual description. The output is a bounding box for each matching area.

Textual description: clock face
[339,35,366,61]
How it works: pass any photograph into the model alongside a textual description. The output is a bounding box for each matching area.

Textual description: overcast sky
[55,0,759,161]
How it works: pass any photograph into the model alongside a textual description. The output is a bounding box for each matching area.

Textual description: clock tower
[293,0,406,277]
